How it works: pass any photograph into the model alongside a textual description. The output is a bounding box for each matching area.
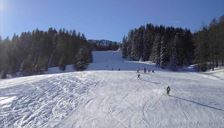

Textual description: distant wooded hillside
[88,39,120,51]
[122,15,224,71]
[0,28,92,78]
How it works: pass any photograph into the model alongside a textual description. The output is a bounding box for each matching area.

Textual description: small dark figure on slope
[167,86,170,95]
[137,74,141,79]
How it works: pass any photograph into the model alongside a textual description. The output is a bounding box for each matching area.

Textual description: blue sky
[0,0,224,41]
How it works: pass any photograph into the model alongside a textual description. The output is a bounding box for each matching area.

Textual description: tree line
[122,24,194,70]
[122,15,224,71]
[88,39,120,51]
[194,15,224,71]
[0,28,92,78]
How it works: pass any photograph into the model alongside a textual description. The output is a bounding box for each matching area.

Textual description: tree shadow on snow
[170,95,224,112]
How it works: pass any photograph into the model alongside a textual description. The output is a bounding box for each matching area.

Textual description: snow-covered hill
[0,51,224,128]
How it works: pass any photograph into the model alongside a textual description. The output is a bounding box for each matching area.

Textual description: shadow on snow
[170,95,224,112]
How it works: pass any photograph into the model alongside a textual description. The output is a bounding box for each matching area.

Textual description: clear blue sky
[0,0,224,42]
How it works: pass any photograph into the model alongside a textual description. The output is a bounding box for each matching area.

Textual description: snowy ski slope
[87,51,157,71]
[0,51,224,128]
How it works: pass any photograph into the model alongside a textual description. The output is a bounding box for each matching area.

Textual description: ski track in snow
[0,72,99,128]
[0,51,224,128]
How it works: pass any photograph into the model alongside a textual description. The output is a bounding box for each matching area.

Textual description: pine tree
[169,34,179,71]
[122,37,128,58]
[74,47,90,71]
[22,55,34,75]
[0,28,92,78]
[58,54,66,71]
[150,34,161,65]
[160,37,166,68]
[194,28,210,71]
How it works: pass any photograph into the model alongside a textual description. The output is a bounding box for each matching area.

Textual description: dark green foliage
[1,71,7,79]
[150,34,161,65]
[35,57,48,73]
[194,15,224,71]
[122,37,128,58]
[194,28,210,71]
[160,37,168,68]
[89,40,119,51]
[74,47,92,71]
[122,24,194,70]
[122,15,224,71]
[169,34,179,71]
[22,55,34,76]
[59,54,66,71]
[0,28,92,78]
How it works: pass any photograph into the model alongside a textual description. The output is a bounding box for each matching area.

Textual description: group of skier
[137,68,155,74]
[111,68,120,71]
[137,67,155,79]
[137,68,171,95]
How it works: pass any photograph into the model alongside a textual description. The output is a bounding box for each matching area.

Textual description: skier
[112,68,114,71]
[137,74,140,79]
[166,86,170,95]
[118,68,120,71]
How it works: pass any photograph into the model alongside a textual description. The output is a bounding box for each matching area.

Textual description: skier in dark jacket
[167,86,170,95]
[137,74,140,79]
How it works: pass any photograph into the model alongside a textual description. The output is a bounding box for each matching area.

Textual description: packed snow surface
[0,51,224,128]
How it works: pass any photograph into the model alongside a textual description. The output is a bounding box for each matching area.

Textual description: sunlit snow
[0,51,223,128]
